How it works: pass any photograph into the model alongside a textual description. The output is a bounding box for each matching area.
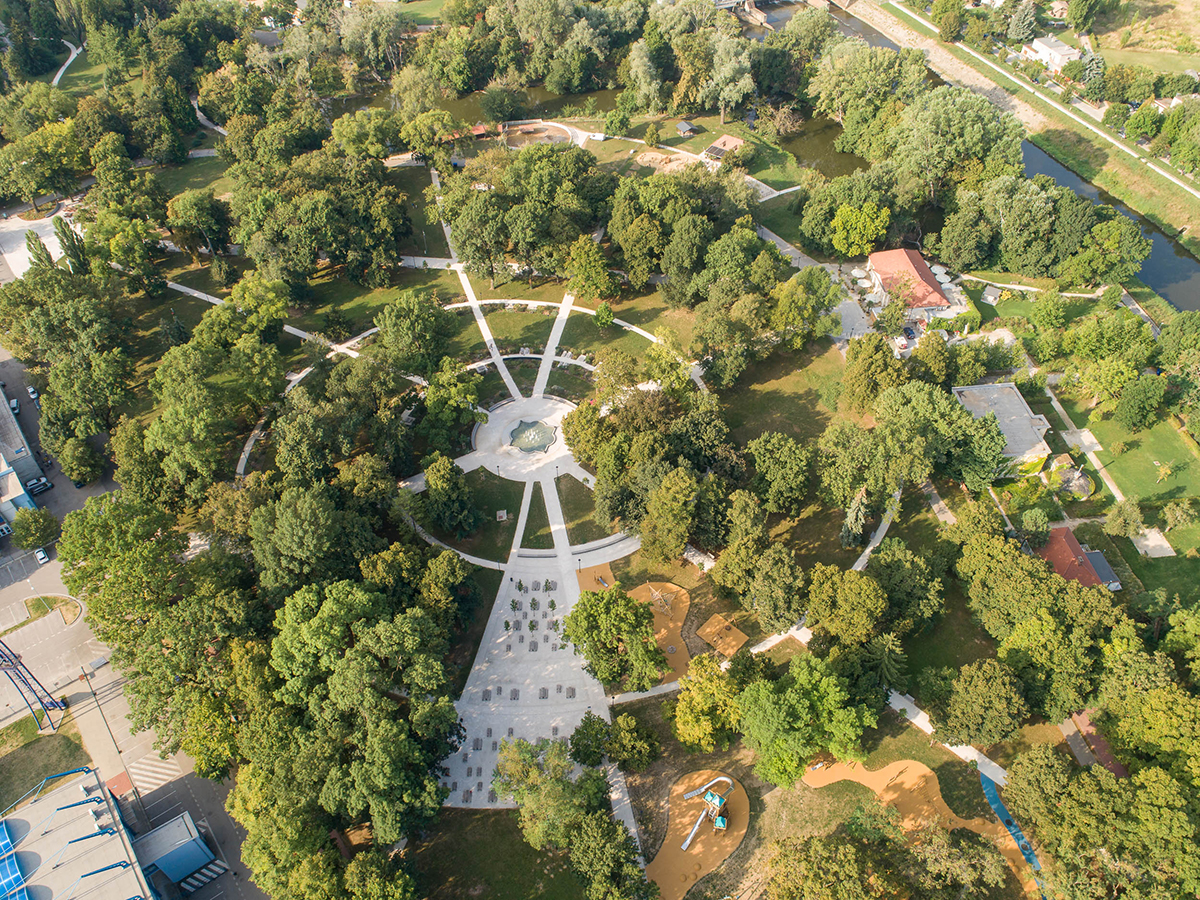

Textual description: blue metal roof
[1,819,30,900]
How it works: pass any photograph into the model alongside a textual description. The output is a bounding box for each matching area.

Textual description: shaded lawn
[1103,526,1200,604]
[55,50,106,96]
[770,503,863,571]
[556,474,611,545]
[0,714,92,813]
[293,266,465,335]
[861,709,992,821]
[446,309,488,363]
[475,368,511,408]
[719,340,850,446]
[606,289,696,350]
[903,584,996,696]
[411,809,582,900]
[427,468,524,562]
[483,307,557,355]
[756,194,808,254]
[387,165,451,258]
[151,155,235,200]
[475,277,568,305]
[521,482,554,549]
[156,255,254,300]
[545,366,595,402]
[121,288,218,420]
[507,358,540,397]
[446,568,503,699]
[986,720,1068,770]
[559,310,656,364]
[394,0,446,24]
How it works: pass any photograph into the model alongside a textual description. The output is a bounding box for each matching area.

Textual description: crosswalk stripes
[127,754,182,794]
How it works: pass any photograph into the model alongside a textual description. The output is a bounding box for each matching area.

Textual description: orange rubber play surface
[646,769,747,900]
[697,613,748,657]
[628,582,691,683]
[803,760,1037,892]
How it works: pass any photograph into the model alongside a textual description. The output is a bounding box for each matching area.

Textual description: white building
[1021,35,1083,73]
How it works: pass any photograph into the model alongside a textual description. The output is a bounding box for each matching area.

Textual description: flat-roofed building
[952,383,1052,474]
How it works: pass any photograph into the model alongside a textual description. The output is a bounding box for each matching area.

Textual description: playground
[628,582,691,684]
[645,770,747,900]
[802,759,1038,893]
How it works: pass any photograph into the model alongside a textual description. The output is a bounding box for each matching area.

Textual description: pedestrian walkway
[888,691,1009,785]
[851,488,902,571]
[922,480,956,524]
[50,40,82,87]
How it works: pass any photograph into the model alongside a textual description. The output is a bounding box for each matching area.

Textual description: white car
[34,548,49,565]
[26,385,38,400]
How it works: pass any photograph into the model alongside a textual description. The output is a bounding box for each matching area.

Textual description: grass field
[483,307,557,356]
[446,568,503,699]
[606,290,696,350]
[556,474,610,544]
[654,113,810,190]
[545,366,595,402]
[388,165,451,258]
[55,50,106,97]
[151,155,235,200]
[0,714,92,813]
[395,0,447,24]
[294,266,464,336]
[521,483,554,549]
[428,469,524,562]
[508,358,540,397]
[559,310,656,363]
[121,286,220,420]
[718,340,850,445]
[411,809,581,899]
[755,195,807,252]
[475,277,568,305]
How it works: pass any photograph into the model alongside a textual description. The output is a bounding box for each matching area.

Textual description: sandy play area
[646,769,748,900]
[628,582,691,683]
[636,151,700,175]
[697,613,748,658]
[803,760,1036,890]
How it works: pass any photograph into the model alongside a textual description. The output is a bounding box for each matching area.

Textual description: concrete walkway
[888,691,1008,786]
[851,488,903,571]
[51,40,82,87]
[922,480,956,525]
[532,293,574,397]
[455,265,522,398]
[190,97,227,136]
[757,225,819,269]
[609,681,680,706]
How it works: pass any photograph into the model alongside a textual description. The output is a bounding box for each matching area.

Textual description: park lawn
[446,568,503,699]
[411,809,582,900]
[151,155,235,200]
[986,720,1069,769]
[1105,529,1200,603]
[431,468,524,562]
[387,165,452,258]
[556,474,611,545]
[0,714,92,813]
[156,255,254,299]
[121,288,219,420]
[861,709,992,821]
[755,194,806,251]
[719,340,850,445]
[1079,414,1200,505]
[483,307,558,355]
[394,0,447,24]
[1093,45,1200,75]
[55,50,106,97]
[655,113,808,190]
[294,266,464,336]
[545,365,595,402]
[770,503,862,571]
[521,482,554,549]
[963,270,1058,291]
[476,368,512,408]
[507,358,540,397]
[607,289,696,350]
[446,309,489,363]
[475,277,568,305]
[582,136,648,175]
[559,310,656,364]
[1123,275,1175,326]
[903,581,996,690]
[33,48,71,85]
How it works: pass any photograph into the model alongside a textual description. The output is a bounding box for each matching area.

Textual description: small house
[952,383,1052,474]
[676,121,699,137]
[703,134,745,161]
[1048,0,1069,18]
[1021,35,1082,73]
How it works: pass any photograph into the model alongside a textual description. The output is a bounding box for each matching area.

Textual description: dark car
[903,326,917,340]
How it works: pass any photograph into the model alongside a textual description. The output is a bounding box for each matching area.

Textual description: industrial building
[1,767,227,900]
[0,390,45,528]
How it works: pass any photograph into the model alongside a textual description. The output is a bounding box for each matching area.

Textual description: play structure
[679,776,734,850]
[628,582,691,683]
[645,770,748,900]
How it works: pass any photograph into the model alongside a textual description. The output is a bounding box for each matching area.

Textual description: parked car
[903,326,917,340]
[34,548,49,565]
[26,477,52,495]
[895,335,909,350]
[8,398,18,416]
[26,385,38,400]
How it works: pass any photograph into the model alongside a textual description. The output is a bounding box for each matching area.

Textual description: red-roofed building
[866,249,950,319]
[1037,527,1121,591]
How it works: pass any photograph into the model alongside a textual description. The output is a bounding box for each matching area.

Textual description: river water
[751,1,1200,310]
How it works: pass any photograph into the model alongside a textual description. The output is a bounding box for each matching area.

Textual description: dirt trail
[846,0,1048,132]
[646,770,749,900]
[804,759,1038,892]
